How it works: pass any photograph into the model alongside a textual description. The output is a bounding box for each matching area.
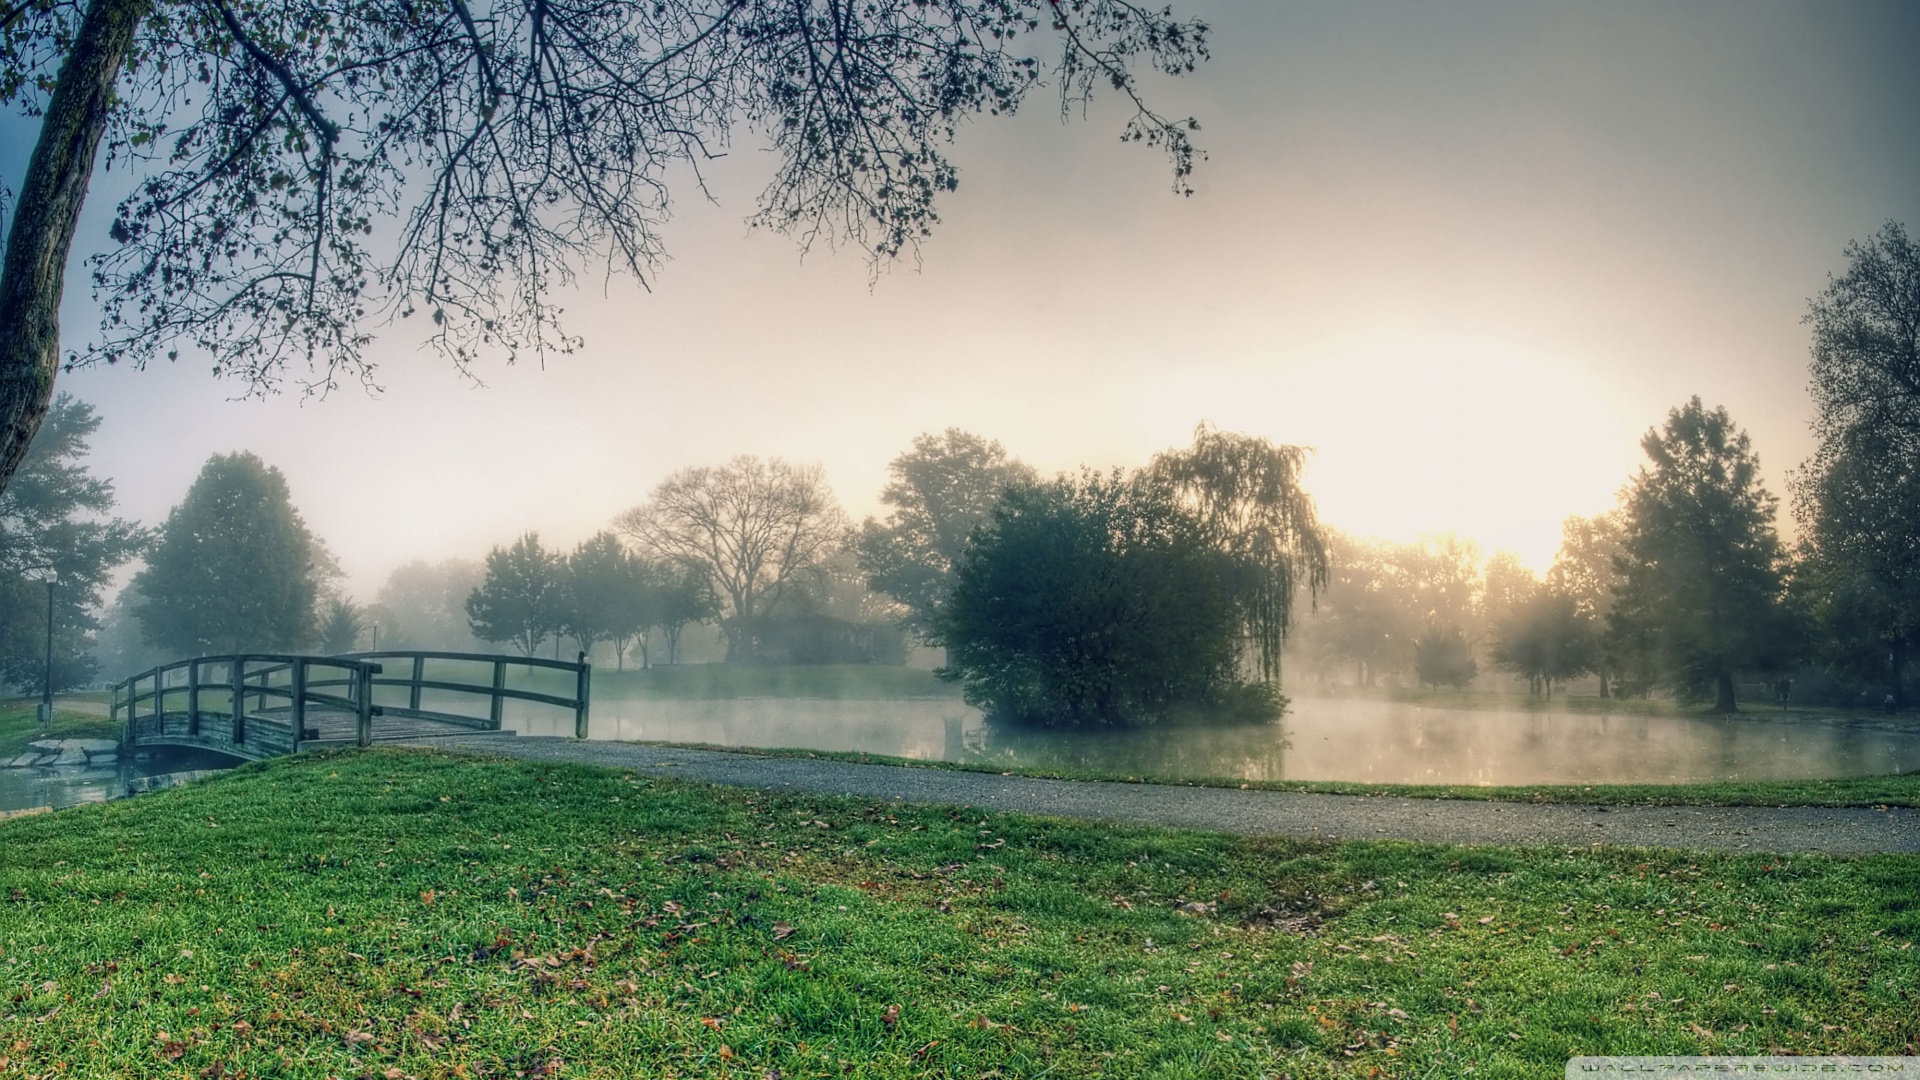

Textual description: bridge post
[231,658,246,746]
[355,663,378,747]
[574,652,591,739]
[291,659,308,752]
[489,661,506,729]
[410,655,424,712]
[113,681,126,749]
[187,660,200,736]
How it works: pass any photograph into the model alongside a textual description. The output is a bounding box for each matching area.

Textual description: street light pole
[38,578,54,727]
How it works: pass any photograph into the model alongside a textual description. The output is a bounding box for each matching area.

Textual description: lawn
[0,749,1914,1079]
[0,700,119,761]
[707,745,1920,808]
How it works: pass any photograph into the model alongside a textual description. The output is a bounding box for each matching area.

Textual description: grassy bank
[0,749,1914,1078]
[592,663,960,700]
[682,744,1920,808]
[0,700,118,760]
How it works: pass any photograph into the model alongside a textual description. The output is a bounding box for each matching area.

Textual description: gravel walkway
[432,737,1920,855]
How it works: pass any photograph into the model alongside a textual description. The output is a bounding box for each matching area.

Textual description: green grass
[0,700,118,760]
[668,744,1920,808]
[0,749,1915,1078]
[591,663,961,700]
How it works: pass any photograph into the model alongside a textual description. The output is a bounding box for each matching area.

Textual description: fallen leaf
[420,889,436,906]
[701,1017,724,1032]
[772,922,795,940]
[882,1004,900,1029]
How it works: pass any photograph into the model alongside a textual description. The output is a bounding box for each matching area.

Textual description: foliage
[1490,587,1597,698]
[762,550,909,664]
[940,470,1264,728]
[617,456,847,661]
[1796,222,1920,706]
[0,395,145,691]
[0,0,1210,495]
[1287,532,1413,687]
[650,563,718,666]
[1791,426,1920,704]
[1609,399,1798,712]
[1411,623,1477,690]
[465,533,562,657]
[1,752,1915,1080]
[1147,423,1330,682]
[1805,221,1920,447]
[131,451,322,656]
[557,532,646,662]
[316,596,366,654]
[1549,512,1629,696]
[856,429,1036,643]
[367,559,487,652]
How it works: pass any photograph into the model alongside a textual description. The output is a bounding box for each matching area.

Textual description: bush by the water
[939,471,1279,728]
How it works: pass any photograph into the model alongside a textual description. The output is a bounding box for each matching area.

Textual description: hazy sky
[17,0,1920,594]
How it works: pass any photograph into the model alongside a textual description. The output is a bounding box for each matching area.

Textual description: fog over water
[506,694,1920,786]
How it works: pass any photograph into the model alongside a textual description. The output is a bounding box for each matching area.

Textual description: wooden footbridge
[110,651,591,762]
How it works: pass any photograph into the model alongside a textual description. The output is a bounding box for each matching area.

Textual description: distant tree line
[42,221,1920,723]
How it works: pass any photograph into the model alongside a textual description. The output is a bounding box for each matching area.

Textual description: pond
[0,749,242,815]
[514,694,1920,786]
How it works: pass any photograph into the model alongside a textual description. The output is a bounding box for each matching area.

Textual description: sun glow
[1134,337,1646,573]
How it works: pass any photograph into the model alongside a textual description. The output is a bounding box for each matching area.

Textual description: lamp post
[35,575,55,728]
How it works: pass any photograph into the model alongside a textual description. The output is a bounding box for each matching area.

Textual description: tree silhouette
[0,0,1211,496]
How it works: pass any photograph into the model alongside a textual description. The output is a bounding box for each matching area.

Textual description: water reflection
[530,693,1920,785]
[0,749,241,814]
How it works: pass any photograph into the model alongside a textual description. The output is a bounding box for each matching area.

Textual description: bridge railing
[329,650,591,739]
[112,654,383,757]
[111,650,591,757]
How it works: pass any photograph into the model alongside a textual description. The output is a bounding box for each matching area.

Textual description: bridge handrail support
[575,652,591,739]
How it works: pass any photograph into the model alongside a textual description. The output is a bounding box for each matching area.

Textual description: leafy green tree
[317,597,367,654]
[856,430,1036,646]
[1805,221,1920,447]
[367,559,487,652]
[132,452,322,656]
[651,565,717,666]
[1412,623,1477,690]
[0,0,1208,498]
[561,532,648,664]
[466,533,561,657]
[1791,427,1920,706]
[0,394,145,691]
[1548,512,1629,696]
[1148,423,1329,683]
[1288,532,1414,687]
[940,471,1262,728]
[1609,399,1797,712]
[617,457,847,661]
[1490,587,1597,699]
[1794,222,1920,707]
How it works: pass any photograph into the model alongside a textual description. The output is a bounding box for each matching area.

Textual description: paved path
[433,737,1920,855]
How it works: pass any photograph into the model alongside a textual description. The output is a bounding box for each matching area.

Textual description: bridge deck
[127,708,514,761]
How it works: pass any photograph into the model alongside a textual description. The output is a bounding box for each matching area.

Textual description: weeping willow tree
[1149,423,1330,683]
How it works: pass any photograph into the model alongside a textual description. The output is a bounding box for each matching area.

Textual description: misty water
[0,749,241,814]
[509,693,1920,786]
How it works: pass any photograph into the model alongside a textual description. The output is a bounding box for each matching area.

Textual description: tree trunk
[1597,669,1610,699]
[1715,671,1736,714]
[0,0,149,495]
